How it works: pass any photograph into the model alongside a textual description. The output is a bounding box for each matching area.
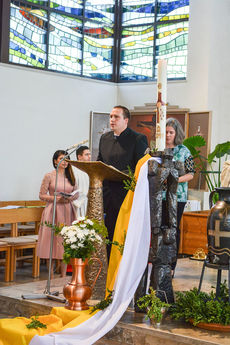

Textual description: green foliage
[43,221,63,235]
[183,135,206,158]
[170,283,230,326]
[137,287,170,323]
[208,141,230,163]
[123,166,137,192]
[91,219,108,239]
[90,289,113,314]
[26,316,47,330]
[107,230,126,255]
[183,136,230,194]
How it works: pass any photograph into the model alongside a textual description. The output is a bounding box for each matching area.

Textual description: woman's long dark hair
[52,150,75,186]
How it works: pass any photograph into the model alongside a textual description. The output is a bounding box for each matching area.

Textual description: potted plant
[137,287,170,326]
[183,136,230,202]
[169,283,230,331]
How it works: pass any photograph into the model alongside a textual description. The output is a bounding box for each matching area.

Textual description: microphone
[66,139,88,151]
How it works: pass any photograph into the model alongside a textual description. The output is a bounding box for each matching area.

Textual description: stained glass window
[49,13,83,74]
[50,0,83,16]
[9,1,47,68]
[120,0,189,80]
[24,0,48,5]
[7,0,189,81]
[155,21,189,78]
[83,1,114,79]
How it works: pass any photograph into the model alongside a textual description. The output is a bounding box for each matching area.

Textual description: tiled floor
[0,260,56,288]
[0,256,228,290]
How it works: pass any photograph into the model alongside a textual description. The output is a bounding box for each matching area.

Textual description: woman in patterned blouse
[162,118,195,277]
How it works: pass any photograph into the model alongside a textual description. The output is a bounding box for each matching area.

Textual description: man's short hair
[113,105,130,120]
[76,145,89,159]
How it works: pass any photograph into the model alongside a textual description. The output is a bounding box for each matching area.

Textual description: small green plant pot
[148,307,167,327]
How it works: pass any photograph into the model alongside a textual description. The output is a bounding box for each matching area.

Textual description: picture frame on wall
[187,111,211,190]
[90,111,110,161]
[129,112,187,150]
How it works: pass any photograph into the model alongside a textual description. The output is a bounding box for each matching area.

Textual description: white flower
[58,218,104,257]
[76,232,85,240]
[77,216,86,222]
[60,226,68,235]
[69,236,76,243]
[95,234,102,242]
[67,230,75,238]
[86,219,94,226]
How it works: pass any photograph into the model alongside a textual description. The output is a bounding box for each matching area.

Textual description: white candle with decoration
[156,59,167,151]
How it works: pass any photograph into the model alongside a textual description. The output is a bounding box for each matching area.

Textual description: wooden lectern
[67,160,129,299]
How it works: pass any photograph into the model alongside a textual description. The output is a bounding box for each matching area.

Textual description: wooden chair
[18,223,36,236]
[0,206,44,236]
[0,236,40,281]
[0,241,10,282]
[0,225,11,238]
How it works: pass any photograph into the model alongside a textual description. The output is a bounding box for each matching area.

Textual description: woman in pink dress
[37,150,78,277]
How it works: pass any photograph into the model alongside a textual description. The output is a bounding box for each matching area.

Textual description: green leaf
[183,136,206,157]
[123,166,136,192]
[90,289,113,313]
[26,316,47,330]
[208,141,230,163]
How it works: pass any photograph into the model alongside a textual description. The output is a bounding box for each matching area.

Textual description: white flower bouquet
[57,217,108,262]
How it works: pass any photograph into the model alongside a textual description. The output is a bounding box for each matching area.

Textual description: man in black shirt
[97,105,148,259]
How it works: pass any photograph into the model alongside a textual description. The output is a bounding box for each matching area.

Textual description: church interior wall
[1,0,230,201]
[0,64,116,200]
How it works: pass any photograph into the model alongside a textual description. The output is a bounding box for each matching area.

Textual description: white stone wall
[0,64,116,200]
[1,0,230,200]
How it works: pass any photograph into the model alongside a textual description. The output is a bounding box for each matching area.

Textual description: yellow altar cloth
[0,307,97,345]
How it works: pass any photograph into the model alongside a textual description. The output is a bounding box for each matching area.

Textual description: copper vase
[63,257,102,311]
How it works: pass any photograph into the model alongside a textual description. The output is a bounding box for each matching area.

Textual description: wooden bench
[0,206,44,236]
[0,236,40,281]
[0,242,10,282]
[18,223,36,236]
[0,200,46,207]
[0,225,11,238]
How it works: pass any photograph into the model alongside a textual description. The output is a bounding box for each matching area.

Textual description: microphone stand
[22,147,79,302]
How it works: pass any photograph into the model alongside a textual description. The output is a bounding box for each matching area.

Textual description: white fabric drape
[30,159,154,345]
